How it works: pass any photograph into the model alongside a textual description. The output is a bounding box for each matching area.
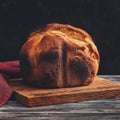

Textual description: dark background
[0,0,120,74]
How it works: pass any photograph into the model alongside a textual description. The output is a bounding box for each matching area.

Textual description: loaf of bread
[20,23,100,88]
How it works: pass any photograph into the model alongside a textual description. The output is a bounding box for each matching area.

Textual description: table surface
[0,75,120,120]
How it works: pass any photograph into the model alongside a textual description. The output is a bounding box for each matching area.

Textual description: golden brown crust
[20,23,100,88]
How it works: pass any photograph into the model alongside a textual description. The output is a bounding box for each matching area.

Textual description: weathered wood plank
[99,75,120,82]
[9,77,120,107]
[0,76,120,120]
[0,99,120,120]
[0,113,120,120]
[1,99,120,113]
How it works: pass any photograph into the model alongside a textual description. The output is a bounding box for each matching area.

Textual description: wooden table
[0,75,120,120]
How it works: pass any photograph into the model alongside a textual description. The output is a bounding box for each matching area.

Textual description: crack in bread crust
[20,23,100,88]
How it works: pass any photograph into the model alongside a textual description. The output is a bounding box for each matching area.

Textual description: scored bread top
[21,23,99,64]
[20,23,100,88]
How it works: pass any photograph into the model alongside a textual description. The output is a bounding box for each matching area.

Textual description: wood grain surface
[0,75,120,120]
[0,99,120,120]
[9,77,120,107]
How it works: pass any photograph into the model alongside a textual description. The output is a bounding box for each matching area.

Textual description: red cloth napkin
[0,60,20,107]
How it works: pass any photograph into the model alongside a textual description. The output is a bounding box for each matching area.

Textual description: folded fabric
[0,60,20,107]
[0,73,13,106]
[0,60,20,76]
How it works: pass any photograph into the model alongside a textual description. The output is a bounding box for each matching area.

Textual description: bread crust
[20,23,100,88]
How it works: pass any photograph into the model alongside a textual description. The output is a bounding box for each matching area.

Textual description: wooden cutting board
[9,77,120,107]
